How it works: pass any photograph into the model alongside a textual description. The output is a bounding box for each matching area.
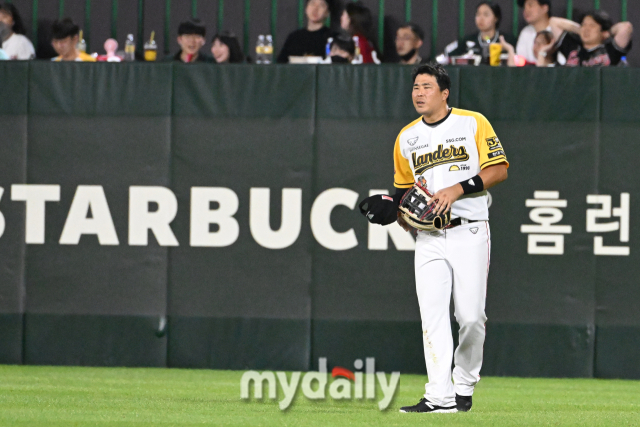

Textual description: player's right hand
[431,184,464,215]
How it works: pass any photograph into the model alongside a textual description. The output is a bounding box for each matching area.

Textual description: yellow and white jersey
[393,107,509,221]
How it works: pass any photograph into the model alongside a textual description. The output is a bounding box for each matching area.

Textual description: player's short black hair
[51,18,79,40]
[178,18,206,37]
[412,63,451,97]
[0,2,27,35]
[398,22,424,41]
[476,1,502,29]
[331,32,356,56]
[581,10,613,32]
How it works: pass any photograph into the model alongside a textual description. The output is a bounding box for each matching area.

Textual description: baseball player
[359,63,508,413]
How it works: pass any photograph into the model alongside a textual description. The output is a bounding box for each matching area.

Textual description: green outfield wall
[0,63,639,379]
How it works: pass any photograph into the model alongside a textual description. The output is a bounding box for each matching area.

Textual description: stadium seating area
[0,0,635,66]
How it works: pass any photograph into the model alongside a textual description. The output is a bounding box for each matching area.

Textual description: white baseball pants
[414,221,490,407]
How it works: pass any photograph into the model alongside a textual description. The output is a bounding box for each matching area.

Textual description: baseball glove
[398,177,450,231]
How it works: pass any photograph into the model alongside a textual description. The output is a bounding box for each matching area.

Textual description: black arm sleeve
[393,187,407,206]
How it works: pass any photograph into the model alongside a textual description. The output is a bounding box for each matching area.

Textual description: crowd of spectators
[0,0,633,67]
[497,0,633,67]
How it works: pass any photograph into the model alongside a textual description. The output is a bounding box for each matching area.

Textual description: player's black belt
[448,218,480,229]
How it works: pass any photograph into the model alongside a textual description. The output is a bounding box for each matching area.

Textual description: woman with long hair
[340,1,379,64]
[211,31,245,63]
[0,2,35,59]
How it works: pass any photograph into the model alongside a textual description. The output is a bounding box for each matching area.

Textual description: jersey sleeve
[393,135,414,188]
[475,114,509,170]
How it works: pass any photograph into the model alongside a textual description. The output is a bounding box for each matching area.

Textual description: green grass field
[0,365,638,426]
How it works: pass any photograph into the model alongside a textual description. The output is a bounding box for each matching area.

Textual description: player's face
[306,0,329,24]
[523,0,548,24]
[178,34,205,55]
[395,28,422,56]
[475,5,498,33]
[412,74,448,116]
[211,39,230,63]
[580,16,606,46]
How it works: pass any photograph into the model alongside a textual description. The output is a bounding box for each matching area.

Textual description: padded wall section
[0,64,635,378]
[595,69,640,379]
[23,63,173,366]
[0,62,28,363]
[168,65,316,371]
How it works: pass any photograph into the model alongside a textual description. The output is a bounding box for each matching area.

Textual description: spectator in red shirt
[340,1,380,64]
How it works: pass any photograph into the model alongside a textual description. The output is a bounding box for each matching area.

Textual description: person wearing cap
[0,2,34,60]
[171,18,214,63]
[448,1,516,65]
[395,22,426,65]
[556,10,632,67]
[51,18,95,62]
[515,0,579,64]
[277,0,333,63]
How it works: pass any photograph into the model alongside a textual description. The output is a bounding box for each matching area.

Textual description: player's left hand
[431,184,464,215]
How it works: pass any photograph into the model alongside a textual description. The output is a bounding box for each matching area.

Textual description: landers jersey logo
[412,144,469,175]
[407,136,419,146]
[486,136,502,151]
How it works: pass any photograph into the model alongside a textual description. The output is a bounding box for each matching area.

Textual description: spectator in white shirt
[0,2,35,60]
[515,0,578,64]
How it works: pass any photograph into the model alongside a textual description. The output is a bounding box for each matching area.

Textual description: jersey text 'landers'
[393,108,509,221]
